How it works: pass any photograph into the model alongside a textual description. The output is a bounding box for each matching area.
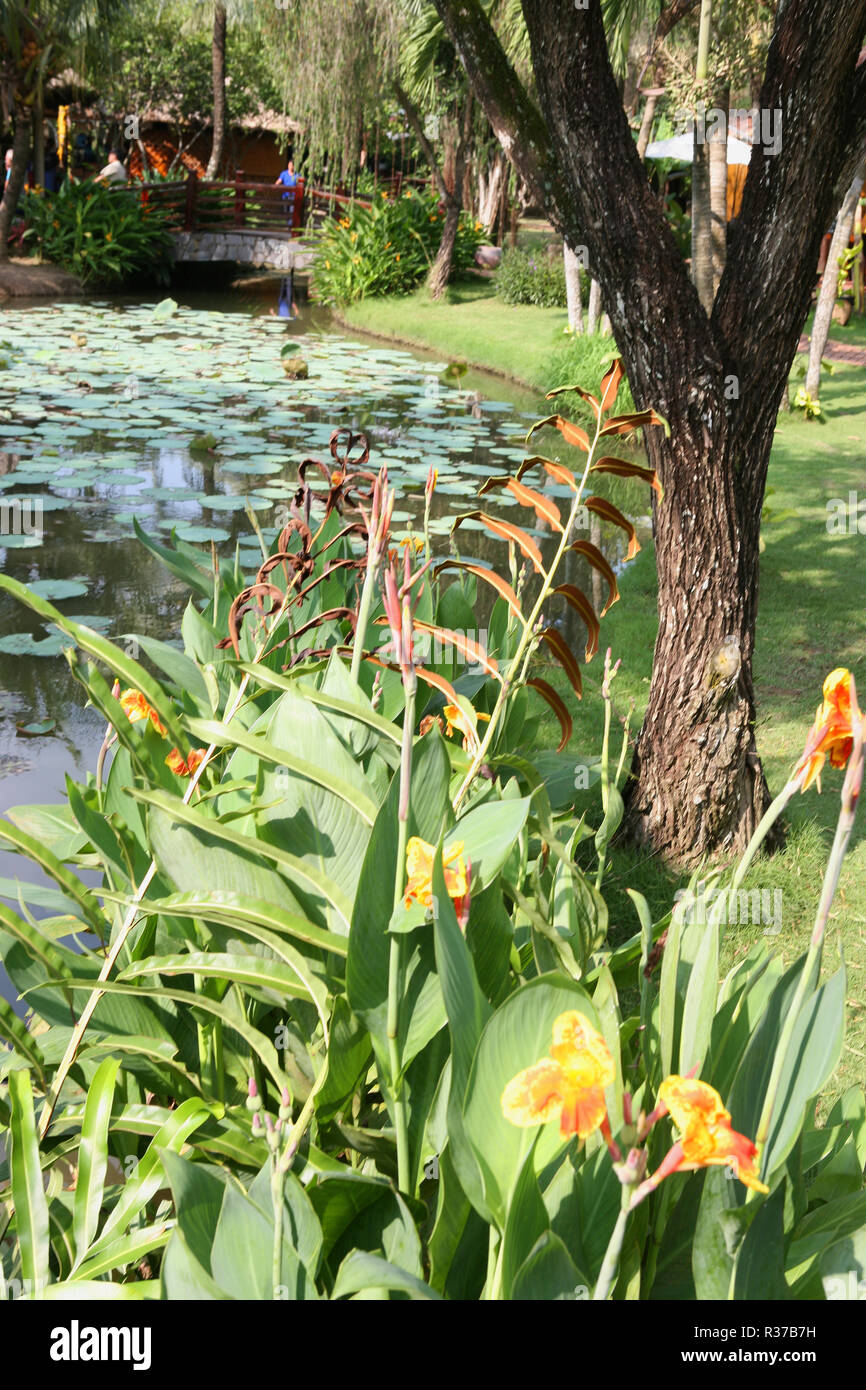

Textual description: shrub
[312,189,485,306]
[495,244,576,308]
[22,178,173,287]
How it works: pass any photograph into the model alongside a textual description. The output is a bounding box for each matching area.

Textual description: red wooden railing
[117,169,392,238]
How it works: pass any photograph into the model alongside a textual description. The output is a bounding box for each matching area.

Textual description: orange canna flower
[405,836,468,916]
[794,668,862,792]
[419,714,444,737]
[641,1076,769,1195]
[501,1011,614,1139]
[119,688,166,737]
[165,747,207,777]
[443,701,491,751]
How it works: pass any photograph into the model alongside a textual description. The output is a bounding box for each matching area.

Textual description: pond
[0,289,650,916]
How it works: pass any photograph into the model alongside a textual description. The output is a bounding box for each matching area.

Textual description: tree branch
[395,82,449,203]
[430,0,564,218]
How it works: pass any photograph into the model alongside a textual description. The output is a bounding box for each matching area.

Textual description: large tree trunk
[0,105,32,261]
[432,0,866,861]
[806,159,866,397]
[205,3,227,180]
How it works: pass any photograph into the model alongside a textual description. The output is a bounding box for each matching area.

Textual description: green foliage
[22,179,173,287]
[313,190,486,306]
[495,245,572,309]
[0,367,861,1301]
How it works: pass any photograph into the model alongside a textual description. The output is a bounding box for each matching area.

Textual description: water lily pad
[16,719,57,736]
[173,524,231,543]
[0,632,66,656]
[27,578,90,601]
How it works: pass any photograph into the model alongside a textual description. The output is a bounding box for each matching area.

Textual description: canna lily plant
[0,364,862,1303]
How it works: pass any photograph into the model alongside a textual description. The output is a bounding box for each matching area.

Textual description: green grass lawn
[342,278,866,1110]
[338,276,573,388]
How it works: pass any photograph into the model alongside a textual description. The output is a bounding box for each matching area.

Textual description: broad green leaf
[84,1098,218,1258]
[510,1231,586,1301]
[733,1183,788,1300]
[72,1056,121,1266]
[678,915,719,1075]
[760,968,846,1180]
[134,890,347,957]
[187,715,378,825]
[331,1251,439,1300]
[501,1142,549,1298]
[73,1223,172,1281]
[9,1069,51,1297]
[462,975,600,1228]
[139,790,352,931]
[446,796,530,891]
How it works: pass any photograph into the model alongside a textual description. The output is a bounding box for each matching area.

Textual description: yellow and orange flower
[501,1011,614,1139]
[165,747,207,777]
[405,836,469,922]
[419,714,444,737]
[119,688,166,737]
[645,1076,768,1194]
[443,701,490,751]
[794,668,862,791]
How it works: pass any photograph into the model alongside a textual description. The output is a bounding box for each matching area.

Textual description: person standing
[273,156,298,227]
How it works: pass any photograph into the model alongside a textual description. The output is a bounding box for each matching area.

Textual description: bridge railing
[115,170,379,239]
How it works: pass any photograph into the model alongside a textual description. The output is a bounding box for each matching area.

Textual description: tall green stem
[593,1190,631,1300]
[387,681,416,1192]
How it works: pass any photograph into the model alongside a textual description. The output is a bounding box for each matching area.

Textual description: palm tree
[205,2,227,178]
[0,0,123,260]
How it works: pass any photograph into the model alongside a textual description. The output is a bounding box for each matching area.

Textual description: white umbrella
[644,133,753,165]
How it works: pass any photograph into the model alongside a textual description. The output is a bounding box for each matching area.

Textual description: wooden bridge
[114,169,399,271]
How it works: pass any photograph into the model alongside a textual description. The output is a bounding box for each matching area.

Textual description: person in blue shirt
[274,158,298,226]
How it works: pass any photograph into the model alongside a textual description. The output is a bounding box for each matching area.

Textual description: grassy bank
[338,275,596,390]
[342,281,866,1107]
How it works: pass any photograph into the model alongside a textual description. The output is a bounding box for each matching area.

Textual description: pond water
[0,288,650,913]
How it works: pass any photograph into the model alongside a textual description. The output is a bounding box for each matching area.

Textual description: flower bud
[246,1077,263,1112]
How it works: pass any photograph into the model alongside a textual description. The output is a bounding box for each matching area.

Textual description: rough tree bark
[806,159,866,398]
[0,104,31,260]
[432,0,866,862]
[205,3,227,180]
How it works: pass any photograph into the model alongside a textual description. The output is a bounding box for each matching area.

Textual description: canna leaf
[434,561,523,620]
[72,1056,121,1266]
[546,382,601,421]
[552,586,600,661]
[517,454,578,493]
[600,408,669,438]
[539,628,583,699]
[569,542,620,615]
[526,415,590,453]
[526,678,573,751]
[411,620,499,678]
[9,1069,51,1297]
[598,358,625,414]
[479,476,563,531]
[584,496,640,560]
[589,455,662,497]
[453,512,545,575]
